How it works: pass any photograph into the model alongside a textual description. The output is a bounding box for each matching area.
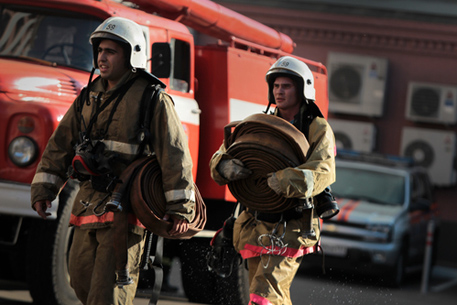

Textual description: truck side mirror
[409,198,431,212]
[150,43,171,78]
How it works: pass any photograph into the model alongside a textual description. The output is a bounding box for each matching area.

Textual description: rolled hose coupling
[115,269,133,287]
[105,192,123,212]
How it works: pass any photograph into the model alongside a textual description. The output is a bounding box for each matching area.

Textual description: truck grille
[322,220,369,241]
[57,79,78,96]
[321,220,391,243]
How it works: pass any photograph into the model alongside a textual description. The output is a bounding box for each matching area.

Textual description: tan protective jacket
[31,71,195,230]
[209,104,335,258]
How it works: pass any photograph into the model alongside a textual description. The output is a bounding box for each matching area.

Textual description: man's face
[273,76,300,111]
[97,39,129,89]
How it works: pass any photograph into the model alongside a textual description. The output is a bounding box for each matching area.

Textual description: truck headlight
[8,136,38,167]
[365,224,392,242]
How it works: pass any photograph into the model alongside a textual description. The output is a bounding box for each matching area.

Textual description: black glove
[217,159,252,181]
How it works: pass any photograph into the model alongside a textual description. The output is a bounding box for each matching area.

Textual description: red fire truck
[0,0,329,304]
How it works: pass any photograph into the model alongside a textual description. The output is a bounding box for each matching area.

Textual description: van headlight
[8,136,38,167]
[365,224,392,242]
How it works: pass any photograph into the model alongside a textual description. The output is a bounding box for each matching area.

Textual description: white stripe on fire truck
[170,95,200,126]
[229,98,268,122]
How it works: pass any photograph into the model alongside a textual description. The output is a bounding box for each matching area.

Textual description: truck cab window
[170,38,190,92]
[0,6,99,71]
[150,39,190,92]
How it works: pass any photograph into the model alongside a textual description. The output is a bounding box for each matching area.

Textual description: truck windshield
[331,166,406,206]
[0,6,100,71]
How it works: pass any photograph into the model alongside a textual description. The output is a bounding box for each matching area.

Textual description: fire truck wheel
[26,180,80,305]
[180,238,249,305]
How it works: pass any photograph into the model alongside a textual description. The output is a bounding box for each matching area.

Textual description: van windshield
[0,5,100,71]
[331,166,406,206]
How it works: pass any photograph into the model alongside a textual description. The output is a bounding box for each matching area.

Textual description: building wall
[216,2,457,220]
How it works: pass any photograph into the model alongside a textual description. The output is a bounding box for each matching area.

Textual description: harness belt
[248,208,306,223]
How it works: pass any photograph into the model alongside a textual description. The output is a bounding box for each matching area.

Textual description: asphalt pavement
[1,260,456,305]
[0,214,455,305]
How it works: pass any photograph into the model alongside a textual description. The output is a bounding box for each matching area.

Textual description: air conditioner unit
[400,127,456,186]
[328,118,376,152]
[327,52,388,117]
[405,82,457,124]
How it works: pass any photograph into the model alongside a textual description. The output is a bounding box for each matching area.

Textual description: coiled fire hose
[109,156,206,289]
[224,113,310,213]
[126,156,206,238]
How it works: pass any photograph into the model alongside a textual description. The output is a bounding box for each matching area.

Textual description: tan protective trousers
[247,255,303,305]
[69,226,145,305]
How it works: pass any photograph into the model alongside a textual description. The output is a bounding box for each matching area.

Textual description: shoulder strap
[300,101,325,140]
[77,73,102,113]
[77,76,136,141]
[77,87,87,114]
[137,83,164,156]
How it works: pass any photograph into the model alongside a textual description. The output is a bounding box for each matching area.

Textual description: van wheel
[180,238,249,305]
[26,180,80,305]
[385,247,406,288]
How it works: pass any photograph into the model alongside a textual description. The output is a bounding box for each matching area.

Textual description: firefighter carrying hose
[31,17,195,305]
[209,56,337,305]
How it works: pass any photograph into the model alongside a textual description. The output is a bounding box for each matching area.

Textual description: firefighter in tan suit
[31,17,195,305]
[210,56,336,305]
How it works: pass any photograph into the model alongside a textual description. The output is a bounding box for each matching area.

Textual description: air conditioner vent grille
[401,127,456,186]
[327,52,388,117]
[405,82,457,124]
[411,88,440,117]
[330,66,362,100]
[403,140,435,167]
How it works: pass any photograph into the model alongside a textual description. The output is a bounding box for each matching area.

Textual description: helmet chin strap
[263,101,273,114]
[263,98,308,115]
[85,67,96,106]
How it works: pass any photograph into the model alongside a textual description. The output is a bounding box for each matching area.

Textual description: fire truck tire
[180,238,249,305]
[26,180,80,305]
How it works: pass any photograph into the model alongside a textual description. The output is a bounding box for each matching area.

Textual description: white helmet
[266,56,316,104]
[90,17,147,69]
